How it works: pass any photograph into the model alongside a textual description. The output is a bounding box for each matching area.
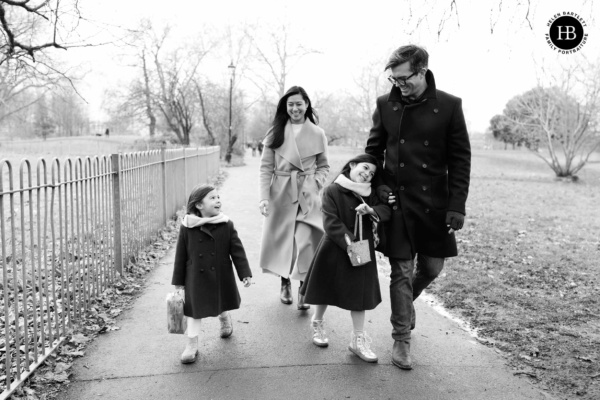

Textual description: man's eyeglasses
[387,71,418,86]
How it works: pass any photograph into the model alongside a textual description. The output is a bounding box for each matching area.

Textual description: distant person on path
[258,86,330,309]
[300,154,391,362]
[105,128,110,137]
[365,44,471,370]
[172,184,252,364]
[257,141,264,155]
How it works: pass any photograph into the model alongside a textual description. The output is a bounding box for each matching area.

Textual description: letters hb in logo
[550,16,584,49]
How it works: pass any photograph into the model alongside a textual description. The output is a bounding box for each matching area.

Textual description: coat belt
[274,169,316,215]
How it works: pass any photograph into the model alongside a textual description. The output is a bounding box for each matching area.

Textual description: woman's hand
[355,203,374,216]
[259,200,270,217]
[243,277,252,287]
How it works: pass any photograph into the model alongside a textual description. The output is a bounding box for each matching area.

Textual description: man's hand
[445,211,465,234]
[376,185,395,205]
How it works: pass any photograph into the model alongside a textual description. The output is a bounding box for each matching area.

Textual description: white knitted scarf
[334,174,372,197]
[182,213,229,228]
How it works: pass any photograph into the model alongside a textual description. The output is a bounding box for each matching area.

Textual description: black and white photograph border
[1,0,599,399]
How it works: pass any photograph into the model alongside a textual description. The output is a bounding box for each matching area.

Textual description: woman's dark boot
[297,281,310,310]
[280,278,293,304]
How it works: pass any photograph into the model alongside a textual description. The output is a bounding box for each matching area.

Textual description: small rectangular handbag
[345,213,372,267]
[166,289,187,334]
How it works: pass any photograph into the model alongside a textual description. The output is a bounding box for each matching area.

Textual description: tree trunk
[141,52,156,137]
[195,82,216,145]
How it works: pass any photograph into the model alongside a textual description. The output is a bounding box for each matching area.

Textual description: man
[365,45,471,370]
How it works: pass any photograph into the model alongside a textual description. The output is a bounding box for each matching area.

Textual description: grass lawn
[427,148,600,399]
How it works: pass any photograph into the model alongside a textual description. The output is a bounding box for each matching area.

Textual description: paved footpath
[59,151,550,400]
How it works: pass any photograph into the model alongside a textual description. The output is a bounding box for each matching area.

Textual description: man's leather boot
[392,340,413,370]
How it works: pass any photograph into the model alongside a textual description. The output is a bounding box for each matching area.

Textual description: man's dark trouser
[389,255,445,341]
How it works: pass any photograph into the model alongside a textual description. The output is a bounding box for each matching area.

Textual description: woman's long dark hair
[186,184,215,217]
[338,153,381,180]
[266,86,319,150]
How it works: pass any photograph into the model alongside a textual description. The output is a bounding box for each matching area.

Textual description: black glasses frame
[387,71,418,86]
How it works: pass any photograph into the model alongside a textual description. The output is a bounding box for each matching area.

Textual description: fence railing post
[110,153,123,276]
[161,148,168,225]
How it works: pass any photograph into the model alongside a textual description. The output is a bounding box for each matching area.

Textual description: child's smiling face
[195,189,221,217]
[349,162,376,183]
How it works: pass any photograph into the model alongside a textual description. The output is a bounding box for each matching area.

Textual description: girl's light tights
[312,305,366,332]
[186,311,229,338]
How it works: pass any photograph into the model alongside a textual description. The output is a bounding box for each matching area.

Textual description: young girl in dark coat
[172,184,252,364]
[300,154,391,362]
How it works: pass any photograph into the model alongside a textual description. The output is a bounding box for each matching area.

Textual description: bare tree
[49,86,89,136]
[245,23,320,99]
[350,58,389,133]
[194,79,216,145]
[140,50,157,137]
[133,24,218,145]
[315,92,365,146]
[0,60,62,122]
[0,0,116,66]
[502,60,600,179]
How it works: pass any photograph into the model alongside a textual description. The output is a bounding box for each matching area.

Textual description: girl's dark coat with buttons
[300,183,391,311]
[171,220,252,319]
[365,70,471,260]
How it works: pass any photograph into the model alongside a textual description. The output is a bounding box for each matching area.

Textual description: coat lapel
[274,121,303,170]
[200,225,214,238]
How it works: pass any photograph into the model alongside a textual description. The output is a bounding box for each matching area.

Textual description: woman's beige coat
[259,120,329,280]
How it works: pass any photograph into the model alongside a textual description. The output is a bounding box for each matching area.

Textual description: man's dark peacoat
[172,220,252,319]
[365,70,471,259]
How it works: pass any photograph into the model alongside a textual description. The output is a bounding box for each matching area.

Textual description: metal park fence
[0,146,220,398]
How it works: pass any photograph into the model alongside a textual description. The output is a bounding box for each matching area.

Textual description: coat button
[422,164,427,168]
[425,209,430,213]
[400,163,405,167]
[422,186,427,191]
[400,139,405,144]
[433,108,438,113]
[400,186,405,191]
[424,140,429,146]
[199,254,203,258]
[211,267,215,271]
[393,206,398,210]
[199,239,203,242]
[393,106,398,111]
[211,252,215,256]
[200,268,205,272]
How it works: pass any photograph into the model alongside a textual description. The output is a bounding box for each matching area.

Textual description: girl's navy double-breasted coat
[301,182,391,311]
[171,220,252,319]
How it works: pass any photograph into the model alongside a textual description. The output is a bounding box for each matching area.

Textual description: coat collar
[199,224,218,238]
[274,119,325,170]
[387,69,437,104]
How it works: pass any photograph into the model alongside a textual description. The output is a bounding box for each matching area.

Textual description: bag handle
[353,212,363,241]
[351,192,380,223]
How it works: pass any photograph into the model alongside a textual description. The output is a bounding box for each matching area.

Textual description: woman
[258,86,329,309]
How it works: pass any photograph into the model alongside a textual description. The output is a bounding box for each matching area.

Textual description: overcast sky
[73,0,600,133]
